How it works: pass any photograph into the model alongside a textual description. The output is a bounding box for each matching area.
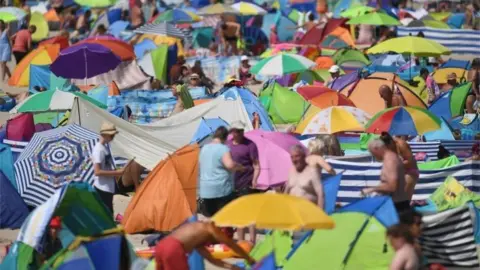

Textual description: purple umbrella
[50,43,121,80]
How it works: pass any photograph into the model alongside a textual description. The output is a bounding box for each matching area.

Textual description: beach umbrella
[30,12,49,42]
[79,36,135,61]
[133,22,186,39]
[242,130,305,188]
[231,2,267,15]
[198,3,239,15]
[340,6,374,18]
[0,7,26,22]
[367,36,451,57]
[8,44,60,87]
[407,19,450,29]
[297,85,355,108]
[250,53,315,76]
[212,193,335,230]
[10,90,107,114]
[153,8,201,23]
[299,106,370,135]
[13,125,99,206]
[50,43,121,80]
[74,0,116,7]
[365,106,441,136]
[346,12,400,26]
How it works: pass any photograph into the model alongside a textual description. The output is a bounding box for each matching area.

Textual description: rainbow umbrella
[365,106,441,136]
[231,2,267,15]
[153,8,201,23]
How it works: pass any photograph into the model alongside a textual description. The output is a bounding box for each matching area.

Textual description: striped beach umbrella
[134,22,186,39]
[14,125,99,206]
[250,53,316,76]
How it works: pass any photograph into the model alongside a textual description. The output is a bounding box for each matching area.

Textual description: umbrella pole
[84,49,88,86]
[76,98,81,126]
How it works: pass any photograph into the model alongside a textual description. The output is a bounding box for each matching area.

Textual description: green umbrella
[0,12,17,23]
[407,19,450,29]
[347,12,400,26]
[74,0,115,8]
[340,6,375,19]
[250,53,316,76]
[10,90,107,113]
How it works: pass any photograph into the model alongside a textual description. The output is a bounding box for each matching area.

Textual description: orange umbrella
[298,85,355,108]
[39,36,69,50]
[79,36,135,61]
[315,56,335,69]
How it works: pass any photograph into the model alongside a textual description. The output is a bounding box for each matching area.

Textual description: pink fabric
[6,113,35,141]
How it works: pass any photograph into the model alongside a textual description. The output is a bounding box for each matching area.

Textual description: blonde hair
[308,135,343,156]
[308,139,328,156]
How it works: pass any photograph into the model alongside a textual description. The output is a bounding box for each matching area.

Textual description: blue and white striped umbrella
[133,22,187,39]
[14,125,99,207]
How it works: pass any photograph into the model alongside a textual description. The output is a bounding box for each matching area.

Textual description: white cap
[328,65,340,73]
[428,57,437,64]
[241,55,249,61]
[230,121,246,130]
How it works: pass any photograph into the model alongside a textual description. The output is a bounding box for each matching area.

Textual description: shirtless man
[387,224,420,270]
[363,139,410,214]
[379,85,405,109]
[380,133,419,200]
[219,21,241,56]
[155,221,256,270]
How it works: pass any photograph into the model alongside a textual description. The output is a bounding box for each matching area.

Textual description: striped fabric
[397,27,480,56]
[409,140,478,162]
[325,160,480,205]
[134,22,187,39]
[420,206,480,268]
[2,139,28,161]
[14,125,98,207]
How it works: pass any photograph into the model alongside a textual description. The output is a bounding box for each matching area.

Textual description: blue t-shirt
[199,143,233,199]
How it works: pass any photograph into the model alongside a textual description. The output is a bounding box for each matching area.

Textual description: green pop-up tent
[259,82,309,124]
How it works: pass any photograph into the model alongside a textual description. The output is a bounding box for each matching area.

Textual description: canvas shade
[153,9,201,23]
[231,2,267,15]
[339,72,427,116]
[10,90,107,114]
[79,36,135,61]
[30,12,49,42]
[13,125,99,206]
[122,145,199,233]
[8,45,60,87]
[300,106,370,135]
[367,36,451,57]
[190,117,229,145]
[212,193,335,230]
[366,106,441,136]
[347,12,400,26]
[251,53,316,76]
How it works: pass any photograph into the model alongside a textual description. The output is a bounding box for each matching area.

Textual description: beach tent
[284,196,398,270]
[122,145,199,233]
[0,170,28,229]
[5,113,35,142]
[261,13,296,42]
[332,48,370,66]
[138,45,169,81]
[339,72,427,116]
[42,233,136,269]
[192,27,214,48]
[321,28,356,49]
[29,64,72,92]
[432,59,470,84]
[9,44,60,87]
[43,9,61,30]
[0,143,16,188]
[424,117,455,141]
[30,12,49,42]
[259,82,309,124]
[108,20,130,38]
[0,182,116,270]
[190,117,229,145]
[428,82,471,120]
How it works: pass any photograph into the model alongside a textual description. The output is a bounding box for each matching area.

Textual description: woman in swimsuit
[380,132,419,201]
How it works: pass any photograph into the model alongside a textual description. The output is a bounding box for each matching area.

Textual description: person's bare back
[381,151,408,203]
[169,222,216,252]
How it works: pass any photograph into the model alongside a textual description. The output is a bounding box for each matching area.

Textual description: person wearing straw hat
[444,73,459,91]
[91,122,125,214]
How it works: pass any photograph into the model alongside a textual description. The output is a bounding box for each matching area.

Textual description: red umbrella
[297,85,355,109]
[39,36,69,50]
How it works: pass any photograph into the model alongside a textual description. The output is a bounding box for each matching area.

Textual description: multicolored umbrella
[299,106,370,135]
[212,193,335,230]
[231,2,267,15]
[50,43,121,79]
[250,53,315,76]
[79,36,135,61]
[14,125,99,206]
[74,0,115,7]
[153,8,201,23]
[365,106,442,136]
[198,3,239,15]
[10,90,107,114]
[297,85,354,108]
[367,36,451,57]
[347,12,400,26]
[340,6,374,18]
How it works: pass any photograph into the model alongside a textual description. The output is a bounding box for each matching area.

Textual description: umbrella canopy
[407,19,450,29]
[0,7,26,22]
[8,44,60,87]
[250,53,316,76]
[153,8,201,23]
[231,2,267,15]
[133,22,186,39]
[79,36,135,61]
[347,12,400,26]
[365,106,441,136]
[14,125,99,206]
[74,0,115,7]
[340,6,374,18]
[10,90,107,114]
[198,3,239,15]
[300,106,370,135]
[212,193,335,230]
[367,36,451,57]
[50,43,121,79]
[298,85,355,108]
[30,12,49,42]
[243,130,304,188]
[39,36,69,50]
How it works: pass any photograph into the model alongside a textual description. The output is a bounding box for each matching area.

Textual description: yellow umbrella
[299,106,371,135]
[231,2,267,15]
[198,3,239,15]
[367,36,451,57]
[212,193,335,230]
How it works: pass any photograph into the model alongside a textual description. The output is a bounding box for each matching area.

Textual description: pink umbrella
[244,130,306,189]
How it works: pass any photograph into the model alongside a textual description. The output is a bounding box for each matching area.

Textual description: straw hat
[100,122,119,136]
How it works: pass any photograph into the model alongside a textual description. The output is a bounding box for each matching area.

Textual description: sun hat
[328,65,340,73]
[100,122,119,135]
[230,121,246,131]
[241,55,249,61]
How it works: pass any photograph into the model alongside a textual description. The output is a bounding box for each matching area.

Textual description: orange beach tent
[122,145,199,233]
[339,72,427,116]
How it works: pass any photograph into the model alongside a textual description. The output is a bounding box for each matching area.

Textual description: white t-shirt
[91,142,116,193]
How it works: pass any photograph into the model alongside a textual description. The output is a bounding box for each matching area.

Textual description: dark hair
[472,58,480,69]
[437,145,450,159]
[221,23,227,30]
[380,132,394,146]
[29,25,37,32]
[420,68,429,76]
[398,209,422,225]
[417,31,425,38]
[213,126,229,141]
[308,13,315,21]
[386,224,415,244]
